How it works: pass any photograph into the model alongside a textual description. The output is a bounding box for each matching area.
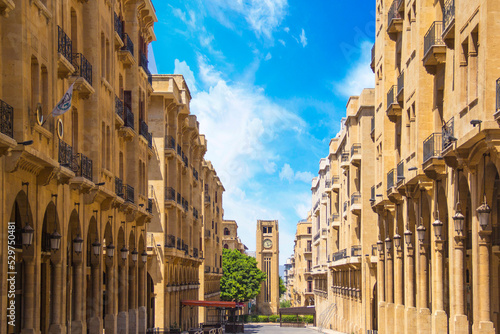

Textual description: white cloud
[265,52,272,61]
[174,59,197,93]
[284,27,290,33]
[279,163,315,184]
[300,28,307,47]
[278,39,286,46]
[334,41,375,97]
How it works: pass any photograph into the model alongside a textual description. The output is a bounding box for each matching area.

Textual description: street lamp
[107,242,115,258]
[432,217,443,240]
[385,237,392,252]
[50,229,62,251]
[131,248,138,262]
[73,234,83,254]
[92,238,101,256]
[404,229,412,246]
[393,233,401,249]
[377,240,384,253]
[477,153,491,229]
[120,246,129,261]
[22,224,34,248]
[452,209,465,235]
[417,224,426,243]
[141,250,148,264]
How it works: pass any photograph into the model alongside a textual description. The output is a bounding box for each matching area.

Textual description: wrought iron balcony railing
[424,21,445,58]
[114,12,123,40]
[177,192,181,204]
[139,51,151,76]
[193,248,199,258]
[72,53,92,86]
[351,245,361,257]
[121,33,134,56]
[397,160,405,183]
[115,95,124,120]
[124,184,134,203]
[351,192,361,205]
[332,249,347,262]
[331,175,340,184]
[147,198,153,213]
[177,144,182,155]
[496,78,500,114]
[371,117,375,134]
[387,85,397,108]
[341,152,350,162]
[115,177,124,198]
[313,232,320,242]
[370,186,375,201]
[423,133,443,163]
[0,99,14,138]
[59,139,75,170]
[193,168,199,181]
[443,0,455,32]
[165,135,176,149]
[139,120,150,142]
[165,234,175,248]
[387,169,395,190]
[75,153,93,182]
[388,0,402,27]
[397,71,404,95]
[124,105,134,129]
[177,237,181,250]
[193,208,199,219]
[351,143,361,156]
[343,200,349,212]
[332,214,340,221]
[165,187,176,201]
[442,116,455,150]
[57,26,72,63]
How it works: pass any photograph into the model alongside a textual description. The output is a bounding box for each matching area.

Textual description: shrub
[269,315,279,323]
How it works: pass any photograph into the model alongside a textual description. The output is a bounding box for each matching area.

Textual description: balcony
[370,186,376,202]
[397,71,404,102]
[205,265,210,273]
[331,175,340,192]
[165,234,175,248]
[115,95,124,127]
[496,78,500,120]
[370,117,375,139]
[165,187,176,203]
[124,184,134,204]
[370,43,375,72]
[387,0,403,35]
[139,120,152,148]
[340,152,350,169]
[304,247,312,254]
[165,135,176,152]
[139,51,152,86]
[386,85,401,122]
[442,116,455,152]
[205,230,211,239]
[193,248,199,258]
[181,197,189,212]
[115,177,124,199]
[147,198,153,214]
[332,249,347,263]
[75,153,93,182]
[71,53,94,96]
[193,168,199,182]
[397,160,405,185]
[193,208,199,220]
[204,193,211,205]
[351,245,361,257]
[397,0,404,12]
[343,201,349,218]
[119,33,135,65]
[442,0,455,42]
[114,12,124,47]
[177,238,182,250]
[423,22,446,69]
[387,169,395,191]
[350,143,361,166]
[350,192,361,215]
[57,26,74,77]
[124,105,134,130]
[0,99,14,139]
[313,232,320,243]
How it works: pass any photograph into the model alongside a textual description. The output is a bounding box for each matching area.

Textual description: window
[307,227,311,234]
[263,226,272,234]
[224,228,230,236]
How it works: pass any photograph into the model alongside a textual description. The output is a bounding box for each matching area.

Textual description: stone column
[50,262,63,332]
[386,247,394,304]
[22,258,35,331]
[378,252,385,302]
[395,247,403,305]
[72,259,84,334]
[405,244,415,307]
[478,230,492,324]
[418,244,428,309]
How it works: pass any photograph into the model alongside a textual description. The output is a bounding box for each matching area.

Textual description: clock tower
[256,220,279,315]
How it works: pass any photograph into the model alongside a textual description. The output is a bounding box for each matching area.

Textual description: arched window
[223,244,229,249]
[224,227,230,236]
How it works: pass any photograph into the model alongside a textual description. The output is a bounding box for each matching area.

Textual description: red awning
[181,300,240,308]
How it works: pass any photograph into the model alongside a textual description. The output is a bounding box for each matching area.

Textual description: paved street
[239,324,346,334]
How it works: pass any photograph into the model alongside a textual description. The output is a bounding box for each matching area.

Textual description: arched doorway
[86,216,101,334]
[66,209,83,334]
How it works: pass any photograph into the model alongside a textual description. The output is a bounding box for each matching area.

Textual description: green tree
[279,276,286,297]
[280,299,291,308]
[221,249,267,302]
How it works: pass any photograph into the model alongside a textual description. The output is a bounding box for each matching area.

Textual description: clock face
[263,239,272,249]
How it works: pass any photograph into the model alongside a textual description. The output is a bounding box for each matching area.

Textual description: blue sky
[150,0,375,265]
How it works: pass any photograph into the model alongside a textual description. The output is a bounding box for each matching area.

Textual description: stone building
[290,219,314,307]
[0,1,157,334]
[222,220,247,253]
[371,0,500,333]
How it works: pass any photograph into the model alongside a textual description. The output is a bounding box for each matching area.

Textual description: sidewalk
[308,327,348,334]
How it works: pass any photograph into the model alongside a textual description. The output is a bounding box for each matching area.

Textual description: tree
[221,249,267,302]
[279,276,286,298]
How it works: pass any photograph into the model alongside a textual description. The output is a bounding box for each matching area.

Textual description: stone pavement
[239,323,347,334]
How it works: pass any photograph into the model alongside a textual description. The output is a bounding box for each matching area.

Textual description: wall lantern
[22,224,34,248]
[393,234,401,249]
[377,240,384,252]
[453,210,465,235]
[50,229,62,251]
[92,238,101,256]
[131,248,138,262]
[107,242,115,258]
[404,229,412,246]
[432,217,443,240]
[73,234,83,254]
[385,237,392,252]
[417,224,426,243]
[477,153,491,229]
[141,250,148,263]
[120,246,129,261]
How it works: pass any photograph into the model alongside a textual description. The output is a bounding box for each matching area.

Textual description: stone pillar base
[453,315,469,334]
[129,309,138,334]
[386,303,395,334]
[476,321,495,334]
[48,324,62,334]
[117,311,128,334]
[432,310,448,333]
[88,316,101,334]
[138,306,147,334]
[104,314,117,334]
[21,329,36,334]
[405,307,417,334]
[394,305,404,334]
[417,308,431,334]
[378,302,386,334]
[70,320,83,334]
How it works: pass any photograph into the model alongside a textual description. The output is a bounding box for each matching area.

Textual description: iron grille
[72,53,92,86]
[371,186,375,201]
[443,0,455,32]
[139,51,151,77]
[115,177,124,198]
[193,248,198,258]
[332,175,340,184]
[176,237,181,250]
[57,26,72,63]
[423,133,442,163]
[114,12,123,40]
[424,21,445,58]
[442,116,454,150]
[75,153,93,182]
[124,184,134,203]
[115,95,124,120]
[387,168,395,190]
[387,85,397,108]
[59,139,76,170]
[147,198,153,213]
[388,0,402,27]
[351,245,361,257]
[121,33,134,56]
[0,99,13,138]
[397,72,404,95]
[165,135,175,149]
[165,235,175,248]
[397,160,405,183]
[351,192,361,205]
[165,187,175,201]
[139,120,149,140]
[124,105,134,129]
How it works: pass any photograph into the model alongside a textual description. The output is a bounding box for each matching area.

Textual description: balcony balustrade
[386,85,401,121]
[193,248,199,258]
[124,184,134,203]
[313,232,320,242]
[332,249,347,262]
[496,78,500,115]
[177,237,181,250]
[177,144,182,155]
[139,51,152,79]
[397,71,404,100]
[72,53,93,86]
[166,234,175,248]
[115,95,124,121]
[370,117,375,137]
[341,153,349,163]
[193,168,199,181]
[370,43,375,72]
[165,135,176,150]
[304,246,312,253]
[121,33,134,56]
[205,266,210,273]
[443,0,455,39]
[343,200,349,213]
[423,133,443,163]
[442,116,454,151]
[57,26,72,63]
[397,160,405,183]
[75,153,93,182]
[204,193,211,204]
[114,13,123,39]
[124,105,134,129]
[181,197,188,211]
[0,99,13,138]
[397,0,404,10]
[387,169,395,190]
[147,198,153,214]
[115,177,124,198]
[351,245,361,257]
[387,0,403,34]
[165,187,175,201]
[351,192,361,205]
[193,208,199,219]
[139,120,152,148]
[370,186,375,202]
[423,22,446,67]
[59,139,75,170]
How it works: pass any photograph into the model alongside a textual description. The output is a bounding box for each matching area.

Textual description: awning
[181,300,242,308]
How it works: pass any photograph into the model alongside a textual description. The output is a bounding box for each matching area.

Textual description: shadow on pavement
[237,324,262,333]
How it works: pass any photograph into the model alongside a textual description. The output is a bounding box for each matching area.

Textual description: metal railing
[114,13,123,40]
[351,143,361,156]
[147,198,153,213]
[423,133,442,163]
[351,245,361,257]
[165,135,175,149]
[341,152,350,163]
[371,117,375,134]
[332,175,340,184]
[59,139,75,170]
[139,120,152,148]
[165,234,175,248]
[351,192,361,205]
[115,177,124,198]
[424,21,445,58]
[332,214,340,221]
[443,0,455,32]
[387,168,395,190]
[387,85,397,108]
[165,187,175,201]
[442,116,454,150]
[72,53,92,86]
[75,153,93,182]
[115,95,124,120]
[313,232,320,242]
[139,51,151,76]
[397,160,405,183]
[496,78,500,113]
[304,246,312,253]
[0,99,13,138]
[57,26,72,63]
[343,200,349,212]
[124,184,134,203]
[121,33,134,56]
[177,237,181,250]
[124,105,134,129]
[193,248,199,258]
[193,208,199,219]
[397,0,404,9]
[388,0,402,27]
[370,186,375,201]
[371,44,375,66]
[181,197,188,211]
[397,71,404,95]
[332,249,347,262]
[193,168,199,181]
